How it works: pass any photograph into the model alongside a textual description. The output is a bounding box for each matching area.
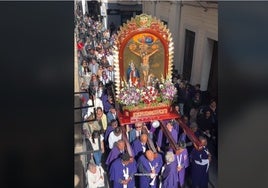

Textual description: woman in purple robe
[109,153,137,188]
[137,150,163,188]
[190,136,211,188]
[161,151,178,188]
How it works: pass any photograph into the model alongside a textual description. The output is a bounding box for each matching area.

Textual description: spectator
[85,95,103,120]
[96,107,107,132]
[86,163,105,188]
[108,127,122,149]
[86,131,104,166]
[177,82,187,116]
[197,108,213,139]
[107,65,114,82]
[174,104,181,116]
[100,70,109,85]
[89,58,99,75]
[88,73,100,96]
[107,105,118,124]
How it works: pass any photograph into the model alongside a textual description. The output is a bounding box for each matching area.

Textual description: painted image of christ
[123,33,165,87]
[129,43,158,86]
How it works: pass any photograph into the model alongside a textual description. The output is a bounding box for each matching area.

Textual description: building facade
[143,1,218,96]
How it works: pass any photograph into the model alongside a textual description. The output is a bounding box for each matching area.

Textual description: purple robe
[137,154,163,188]
[173,121,180,135]
[131,139,148,160]
[104,125,114,142]
[161,160,178,188]
[175,148,189,187]
[105,146,122,166]
[190,147,210,188]
[102,95,112,114]
[109,158,137,188]
[106,146,134,166]
[157,129,178,150]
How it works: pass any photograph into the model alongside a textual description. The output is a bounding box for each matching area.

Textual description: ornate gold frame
[113,14,174,97]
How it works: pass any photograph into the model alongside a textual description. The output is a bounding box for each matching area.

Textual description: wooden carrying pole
[174,118,202,150]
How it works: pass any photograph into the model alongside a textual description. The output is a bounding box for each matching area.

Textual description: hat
[121,152,130,161]
[190,122,198,128]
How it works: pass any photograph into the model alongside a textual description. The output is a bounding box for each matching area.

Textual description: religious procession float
[111,14,202,155]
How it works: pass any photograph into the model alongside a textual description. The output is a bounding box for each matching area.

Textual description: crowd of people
[75,8,218,188]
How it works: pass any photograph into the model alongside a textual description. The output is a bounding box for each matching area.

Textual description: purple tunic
[175,148,189,186]
[161,160,179,188]
[104,125,114,142]
[173,121,180,135]
[190,147,210,188]
[157,129,178,149]
[109,158,137,188]
[131,139,148,160]
[102,95,112,114]
[137,154,163,188]
[105,146,121,166]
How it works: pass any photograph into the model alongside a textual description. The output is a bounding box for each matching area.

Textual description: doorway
[207,41,218,99]
[183,29,195,82]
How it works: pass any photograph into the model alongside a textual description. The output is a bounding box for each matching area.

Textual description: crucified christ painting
[125,33,164,87]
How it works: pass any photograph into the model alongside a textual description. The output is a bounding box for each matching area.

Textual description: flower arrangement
[159,79,177,101]
[117,78,177,111]
[117,86,141,106]
[140,86,159,104]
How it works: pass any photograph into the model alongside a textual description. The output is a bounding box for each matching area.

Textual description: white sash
[123,167,129,188]
[177,154,182,167]
[194,148,210,172]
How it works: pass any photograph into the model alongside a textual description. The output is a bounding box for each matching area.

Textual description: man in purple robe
[175,141,189,188]
[161,151,178,188]
[106,139,126,167]
[157,121,178,152]
[109,152,137,188]
[190,136,211,188]
[131,133,148,161]
[137,150,163,188]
